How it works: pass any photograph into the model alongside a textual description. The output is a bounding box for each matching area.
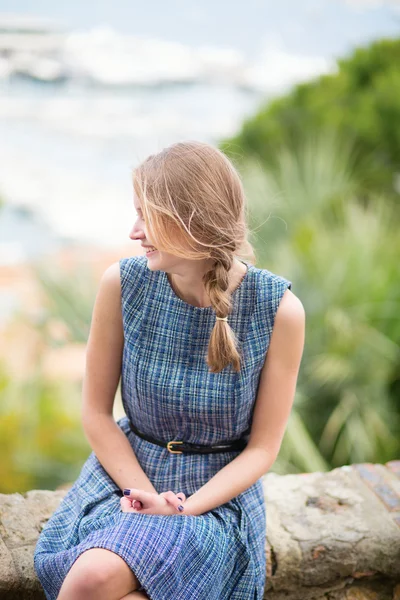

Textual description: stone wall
[1,461,399,599]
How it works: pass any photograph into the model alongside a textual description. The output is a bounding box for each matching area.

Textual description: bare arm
[183,288,305,516]
[81,261,158,494]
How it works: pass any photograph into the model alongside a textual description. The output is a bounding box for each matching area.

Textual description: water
[0,79,264,248]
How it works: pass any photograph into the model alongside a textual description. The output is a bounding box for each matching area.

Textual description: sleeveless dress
[34,255,292,600]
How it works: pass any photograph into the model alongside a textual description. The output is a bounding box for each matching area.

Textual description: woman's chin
[145,250,160,267]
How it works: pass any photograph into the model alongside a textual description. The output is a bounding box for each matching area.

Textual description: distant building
[0,14,65,54]
[0,14,67,82]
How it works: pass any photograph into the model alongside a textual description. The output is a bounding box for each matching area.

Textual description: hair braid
[203,256,242,372]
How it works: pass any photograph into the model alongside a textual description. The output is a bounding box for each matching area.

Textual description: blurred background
[0,0,399,493]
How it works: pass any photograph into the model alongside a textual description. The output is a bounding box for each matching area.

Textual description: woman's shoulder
[119,254,148,277]
[249,262,294,321]
[250,262,292,291]
[119,255,149,306]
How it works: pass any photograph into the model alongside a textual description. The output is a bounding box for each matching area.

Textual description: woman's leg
[57,548,140,600]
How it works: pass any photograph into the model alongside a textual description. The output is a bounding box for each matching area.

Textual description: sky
[0,0,399,61]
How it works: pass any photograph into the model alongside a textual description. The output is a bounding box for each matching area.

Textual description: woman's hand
[120,489,187,516]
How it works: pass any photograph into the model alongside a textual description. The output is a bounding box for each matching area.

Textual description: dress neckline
[161,259,253,312]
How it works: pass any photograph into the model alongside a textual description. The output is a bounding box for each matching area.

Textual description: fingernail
[177,504,184,512]
[123,489,131,496]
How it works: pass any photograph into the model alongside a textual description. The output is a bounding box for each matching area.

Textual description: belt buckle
[167,440,183,454]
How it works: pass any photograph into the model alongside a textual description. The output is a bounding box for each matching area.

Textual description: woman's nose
[129,222,144,240]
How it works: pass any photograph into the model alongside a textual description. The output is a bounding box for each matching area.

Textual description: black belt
[128,419,249,454]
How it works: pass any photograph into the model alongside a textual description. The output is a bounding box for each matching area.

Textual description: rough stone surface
[0,490,66,600]
[0,462,399,599]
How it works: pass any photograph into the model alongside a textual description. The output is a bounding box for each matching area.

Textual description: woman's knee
[60,548,139,598]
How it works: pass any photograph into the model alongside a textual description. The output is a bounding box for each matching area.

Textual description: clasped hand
[120,489,187,516]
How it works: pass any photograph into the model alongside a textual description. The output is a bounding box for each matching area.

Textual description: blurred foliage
[0,362,90,493]
[239,131,400,474]
[30,260,98,345]
[222,37,400,202]
[0,262,98,494]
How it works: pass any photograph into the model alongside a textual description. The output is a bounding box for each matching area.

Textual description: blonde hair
[133,140,255,373]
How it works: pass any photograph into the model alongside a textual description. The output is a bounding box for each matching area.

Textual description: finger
[163,491,186,505]
[159,491,181,500]
[120,497,136,513]
[123,488,150,500]
[163,491,185,512]
[160,490,186,502]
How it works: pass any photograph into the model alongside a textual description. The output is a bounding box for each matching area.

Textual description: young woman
[34,140,305,599]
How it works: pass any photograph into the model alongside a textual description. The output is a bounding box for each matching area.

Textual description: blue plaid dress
[34,255,292,600]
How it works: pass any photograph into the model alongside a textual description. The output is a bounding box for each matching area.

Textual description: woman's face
[130,192,154,245]
[129,192,180,272]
